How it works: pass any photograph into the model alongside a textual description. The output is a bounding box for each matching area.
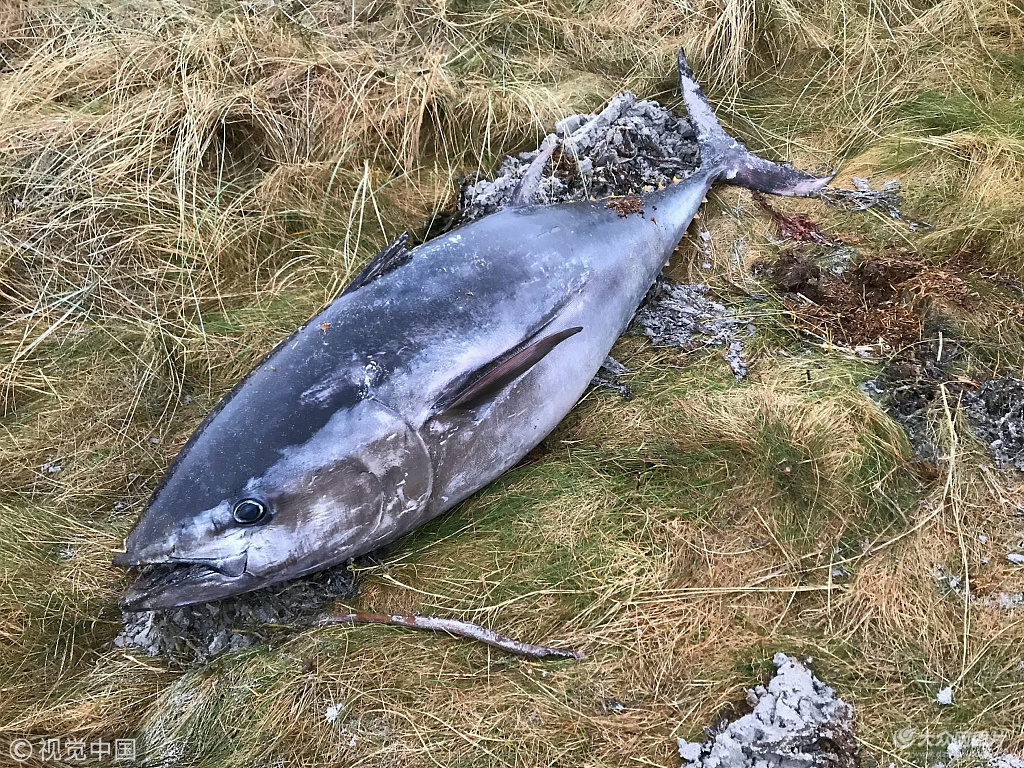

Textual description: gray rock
[676,653,857,768]
[459,92,698,222]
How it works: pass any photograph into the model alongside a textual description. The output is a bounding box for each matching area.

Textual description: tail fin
[677,50,832,197]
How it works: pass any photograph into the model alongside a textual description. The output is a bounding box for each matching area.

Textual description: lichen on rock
[457,92,699,222]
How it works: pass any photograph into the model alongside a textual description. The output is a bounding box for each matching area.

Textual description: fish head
[115,396,432,610]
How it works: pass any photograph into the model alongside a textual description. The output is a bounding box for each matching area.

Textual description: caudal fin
[677,50,832,197]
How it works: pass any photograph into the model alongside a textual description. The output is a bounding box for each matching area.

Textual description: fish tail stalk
[676,49,833,197]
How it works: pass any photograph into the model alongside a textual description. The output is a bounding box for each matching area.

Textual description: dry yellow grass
[2,0,1024,766]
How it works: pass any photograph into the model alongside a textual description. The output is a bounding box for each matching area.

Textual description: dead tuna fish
[115,51,830,609]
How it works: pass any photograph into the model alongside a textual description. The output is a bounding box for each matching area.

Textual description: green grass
[902,91,1024,139]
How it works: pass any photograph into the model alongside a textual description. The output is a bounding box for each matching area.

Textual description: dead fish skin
[115,51,830,610]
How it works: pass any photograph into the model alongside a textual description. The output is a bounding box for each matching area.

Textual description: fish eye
[232,498,268,525]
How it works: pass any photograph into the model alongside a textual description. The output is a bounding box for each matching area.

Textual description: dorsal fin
[434,326,583,412]
[509,136,557,208]
[342,232,412,296]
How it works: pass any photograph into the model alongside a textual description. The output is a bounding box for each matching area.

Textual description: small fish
[114,51,830,610]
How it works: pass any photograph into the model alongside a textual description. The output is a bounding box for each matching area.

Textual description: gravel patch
[964,377,1024,472]
[116,564,356,661]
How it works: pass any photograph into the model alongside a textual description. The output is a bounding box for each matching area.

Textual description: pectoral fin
[434,326,583,412]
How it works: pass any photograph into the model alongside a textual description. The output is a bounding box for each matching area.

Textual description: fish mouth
[118,555,257,611]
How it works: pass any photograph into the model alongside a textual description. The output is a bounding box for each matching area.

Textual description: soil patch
[755,190,972,353]
[771,250,928,349]
[756,199,1024,473]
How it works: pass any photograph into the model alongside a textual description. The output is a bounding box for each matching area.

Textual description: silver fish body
[115,52,830,609]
